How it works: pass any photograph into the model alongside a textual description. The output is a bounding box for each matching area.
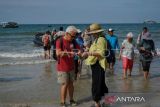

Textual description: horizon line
[18,22,160,25]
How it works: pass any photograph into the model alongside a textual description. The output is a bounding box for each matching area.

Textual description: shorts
[43,45,51,51]
[107,51,116,63]
[141,61,151,72]
[122,57,133,70]
[57,70,75,84]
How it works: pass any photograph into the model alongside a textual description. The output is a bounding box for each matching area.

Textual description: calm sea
[0,24,160,66]
[0,24,160,107]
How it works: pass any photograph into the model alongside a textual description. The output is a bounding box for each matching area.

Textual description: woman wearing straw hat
[82,23,108,107]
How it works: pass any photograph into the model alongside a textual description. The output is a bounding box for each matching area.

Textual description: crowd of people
[41,24,157,107]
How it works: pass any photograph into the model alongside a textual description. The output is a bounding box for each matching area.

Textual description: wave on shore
[0,59,55,66]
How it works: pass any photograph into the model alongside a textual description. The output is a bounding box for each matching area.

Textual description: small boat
[1,22,18,28]
[143,20,157,24]
[33,33,44,46]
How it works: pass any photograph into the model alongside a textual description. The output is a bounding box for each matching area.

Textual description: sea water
[0,24,160,107]
[0,24,160,66]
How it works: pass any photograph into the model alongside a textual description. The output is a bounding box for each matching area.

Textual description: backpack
[43,35,50,46]
[53,36,63,60]
[52,36,77,60]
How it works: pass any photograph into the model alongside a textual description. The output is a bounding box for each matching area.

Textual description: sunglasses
[68,33,76,39]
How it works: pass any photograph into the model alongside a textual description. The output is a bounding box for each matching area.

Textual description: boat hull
[33,33,44,46]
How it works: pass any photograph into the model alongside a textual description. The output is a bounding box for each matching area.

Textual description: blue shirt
[76,36,84,47]
[74,36,84,60]
[105,34,120,51]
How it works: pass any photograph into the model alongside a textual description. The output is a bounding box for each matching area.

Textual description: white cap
[127,32,134,38]
[66,26,78,33]
[108,28,114,32]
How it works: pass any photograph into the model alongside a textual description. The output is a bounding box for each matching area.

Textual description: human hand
[118,55,121,60]
[78,60,81,64]
[154,52,157,56]
[140,47,145,51]
[77,51,82,56]
[70,51,76,56]
[82,52,89,58]
[60,51,67,57]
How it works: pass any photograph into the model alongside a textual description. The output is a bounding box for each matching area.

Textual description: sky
[0,0,160,24]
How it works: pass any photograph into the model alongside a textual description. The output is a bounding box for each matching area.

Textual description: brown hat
[87,23,104,34]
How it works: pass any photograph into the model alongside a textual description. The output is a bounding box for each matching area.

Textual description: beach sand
[0,60,160,107]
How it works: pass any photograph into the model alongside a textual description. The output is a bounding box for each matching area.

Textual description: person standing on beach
[82,23,108,107]
[74,29,84,80]
[137,31,157,80]
[137,27,151,44]
[52,29,57,36]
[51,29,57,45]
[137,27,152,72]
[119,32,136,79]
[56,26,80,107]
[42,31,51,59]
[105,28,120,73]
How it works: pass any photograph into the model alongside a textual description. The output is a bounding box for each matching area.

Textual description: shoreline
[0,61,160,107]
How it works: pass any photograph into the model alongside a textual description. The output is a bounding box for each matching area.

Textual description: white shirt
[122,39,135,59]
[137,32,151,44]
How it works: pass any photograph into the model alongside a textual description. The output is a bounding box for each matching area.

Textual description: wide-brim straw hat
[86,23,105,34]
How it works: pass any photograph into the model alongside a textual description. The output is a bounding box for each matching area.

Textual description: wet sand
[0,60,160,107]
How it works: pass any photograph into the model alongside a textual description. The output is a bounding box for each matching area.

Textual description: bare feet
[128,74,131,77]
[95,102,101,107]
[122,76,127,79]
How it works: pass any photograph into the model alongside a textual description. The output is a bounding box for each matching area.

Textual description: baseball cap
[108,28,114,32]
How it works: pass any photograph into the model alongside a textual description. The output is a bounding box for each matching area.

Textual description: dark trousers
[91,61,108,102]
[74,60,79,74]
[141,61,151,71]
